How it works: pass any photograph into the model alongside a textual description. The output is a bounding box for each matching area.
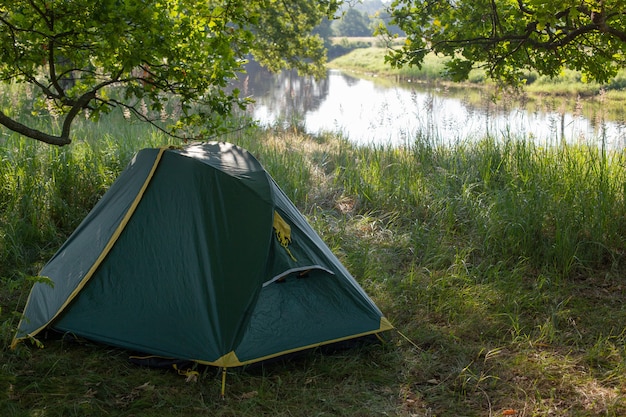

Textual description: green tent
[12,142,392,367]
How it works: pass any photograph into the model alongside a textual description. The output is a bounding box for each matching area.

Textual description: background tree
[355,0,385,16]
[383,0,626,85]
[335,8,372,37]
[313,17,336,51]
[0,0,339,146]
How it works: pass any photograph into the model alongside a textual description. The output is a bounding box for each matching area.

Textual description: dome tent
[12,142,392,368]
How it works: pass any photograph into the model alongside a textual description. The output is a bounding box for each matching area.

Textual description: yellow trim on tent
[379,316,394,331]
[211,351,242,368]
[273,211,297,262]
[10,282,38,349]
[11,147,169,349]
[194,317,395,368]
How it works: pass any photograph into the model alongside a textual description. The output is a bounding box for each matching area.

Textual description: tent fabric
[12,142,393,367]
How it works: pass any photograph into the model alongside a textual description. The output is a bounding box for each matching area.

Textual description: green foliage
[384,0,626,86]
[0,0,339,145]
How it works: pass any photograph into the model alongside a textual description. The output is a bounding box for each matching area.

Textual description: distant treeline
[314,0,404,59]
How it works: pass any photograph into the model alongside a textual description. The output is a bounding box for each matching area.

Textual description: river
[237,66,626,149]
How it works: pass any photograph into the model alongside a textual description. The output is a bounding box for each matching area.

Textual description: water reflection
[239,64,329,127]
[238,65,626,149]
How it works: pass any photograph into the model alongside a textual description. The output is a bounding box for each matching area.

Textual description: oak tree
[383,0,626,85]
[0,0,339,145]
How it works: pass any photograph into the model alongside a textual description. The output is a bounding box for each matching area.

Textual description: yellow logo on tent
[273,211,297,262]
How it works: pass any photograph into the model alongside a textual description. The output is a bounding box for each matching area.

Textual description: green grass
[2,106,626,415]
[328,47,457,82]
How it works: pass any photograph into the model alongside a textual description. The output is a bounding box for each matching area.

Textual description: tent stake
[221,367,227,399]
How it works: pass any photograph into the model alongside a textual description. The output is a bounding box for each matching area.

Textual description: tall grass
[2,111,626,414]
[331,135,626,278]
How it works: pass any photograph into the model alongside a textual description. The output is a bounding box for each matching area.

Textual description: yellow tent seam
[192,317,395,368]
[10,147,168,349]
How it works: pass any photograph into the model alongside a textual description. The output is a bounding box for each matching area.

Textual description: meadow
[1,83,626,416]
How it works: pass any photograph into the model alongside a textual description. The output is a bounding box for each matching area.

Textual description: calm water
[238,67,626,149]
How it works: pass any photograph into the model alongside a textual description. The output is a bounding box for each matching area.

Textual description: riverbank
[327,45,626,99]
[2,124,626,415]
